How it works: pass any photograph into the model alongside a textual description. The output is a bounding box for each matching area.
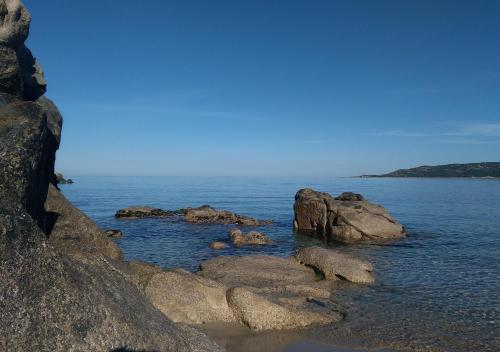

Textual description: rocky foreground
[125,247,374,331]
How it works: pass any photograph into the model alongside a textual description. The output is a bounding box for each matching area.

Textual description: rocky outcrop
[55,172,73,184]
[144,269,237,325]
[115,204,272,226]
[295,247,374,284]
[105,229,123,238]
[294,188,405,243]
[226,287,340,331]
[0,96,61,222]
[229,228,272,246]
[0,0,46,100]
[198,255,319,289]
[197,254,345,330]
[115,206,175,218]
[44,183,124,260]
[125,253,349,331]
[181,205,271,226]
[0,208,222,352]
[0,2,222,350]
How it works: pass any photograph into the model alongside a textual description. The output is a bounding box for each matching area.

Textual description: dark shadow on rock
[42,211,60,237]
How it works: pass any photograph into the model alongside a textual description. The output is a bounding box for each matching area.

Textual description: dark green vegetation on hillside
[361,162,500,178]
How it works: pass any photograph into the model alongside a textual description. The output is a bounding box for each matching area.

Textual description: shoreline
[199,322,400,352]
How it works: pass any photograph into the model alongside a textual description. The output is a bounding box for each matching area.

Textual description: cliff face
[0,2,221,351]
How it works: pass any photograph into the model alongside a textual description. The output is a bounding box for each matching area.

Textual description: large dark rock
[294,188,405,243]
[0,97,61,222]
[44,183,124,261]
[0,208,222,352]
[0,1,222,350]
[0,0,46,100]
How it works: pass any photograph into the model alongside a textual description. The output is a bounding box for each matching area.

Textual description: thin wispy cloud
[458,123,500,137]
[369,123,500,139]
[367,130,443,137]
[279,140,329,145]
[61,101,261,122]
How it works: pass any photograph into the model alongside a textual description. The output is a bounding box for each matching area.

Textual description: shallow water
[61,176,500,352]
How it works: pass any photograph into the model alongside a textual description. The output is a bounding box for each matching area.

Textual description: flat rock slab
[198,255,319,288]
[115,206,176,218]
[144,268,236,325]
[181,205,271,226]
[295,247,374,284]
[226,287,341,331]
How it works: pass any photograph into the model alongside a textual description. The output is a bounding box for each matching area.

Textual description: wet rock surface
[105,229,123,238]
[181,205,272,225]
[294,188,405,243]
[210,241,227,250]
[126,252,353,331]
[229,228,272,246]
[295,247,374,284]
[115,206,176,218]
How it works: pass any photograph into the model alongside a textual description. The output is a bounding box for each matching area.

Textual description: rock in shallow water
[294,188,405,243]
[115,206,175,218]
[181,205,271,225]
[210,241,227,249]
[295,246,374,284]
[229,228,272,246]
[105,229,123,238]
[226,287,341,331]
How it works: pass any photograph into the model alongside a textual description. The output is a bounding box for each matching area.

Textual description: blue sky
[24,0,500,176]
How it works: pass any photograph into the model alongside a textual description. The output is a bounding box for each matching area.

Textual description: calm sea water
[61,176,500,352]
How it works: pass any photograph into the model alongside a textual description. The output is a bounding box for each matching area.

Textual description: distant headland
[359,162,500,178]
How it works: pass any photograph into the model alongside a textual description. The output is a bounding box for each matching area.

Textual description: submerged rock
[105,229,123,238]
[115,206,175,219]
[295,247,374,284]
[294,188,405,243]
[210,241,227,250]
[180,205,271,226]
[229,228,272,246]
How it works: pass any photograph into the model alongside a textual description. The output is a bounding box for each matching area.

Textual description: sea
[60,176,500,352]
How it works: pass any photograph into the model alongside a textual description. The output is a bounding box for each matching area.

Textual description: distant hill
[360,162,500,178]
